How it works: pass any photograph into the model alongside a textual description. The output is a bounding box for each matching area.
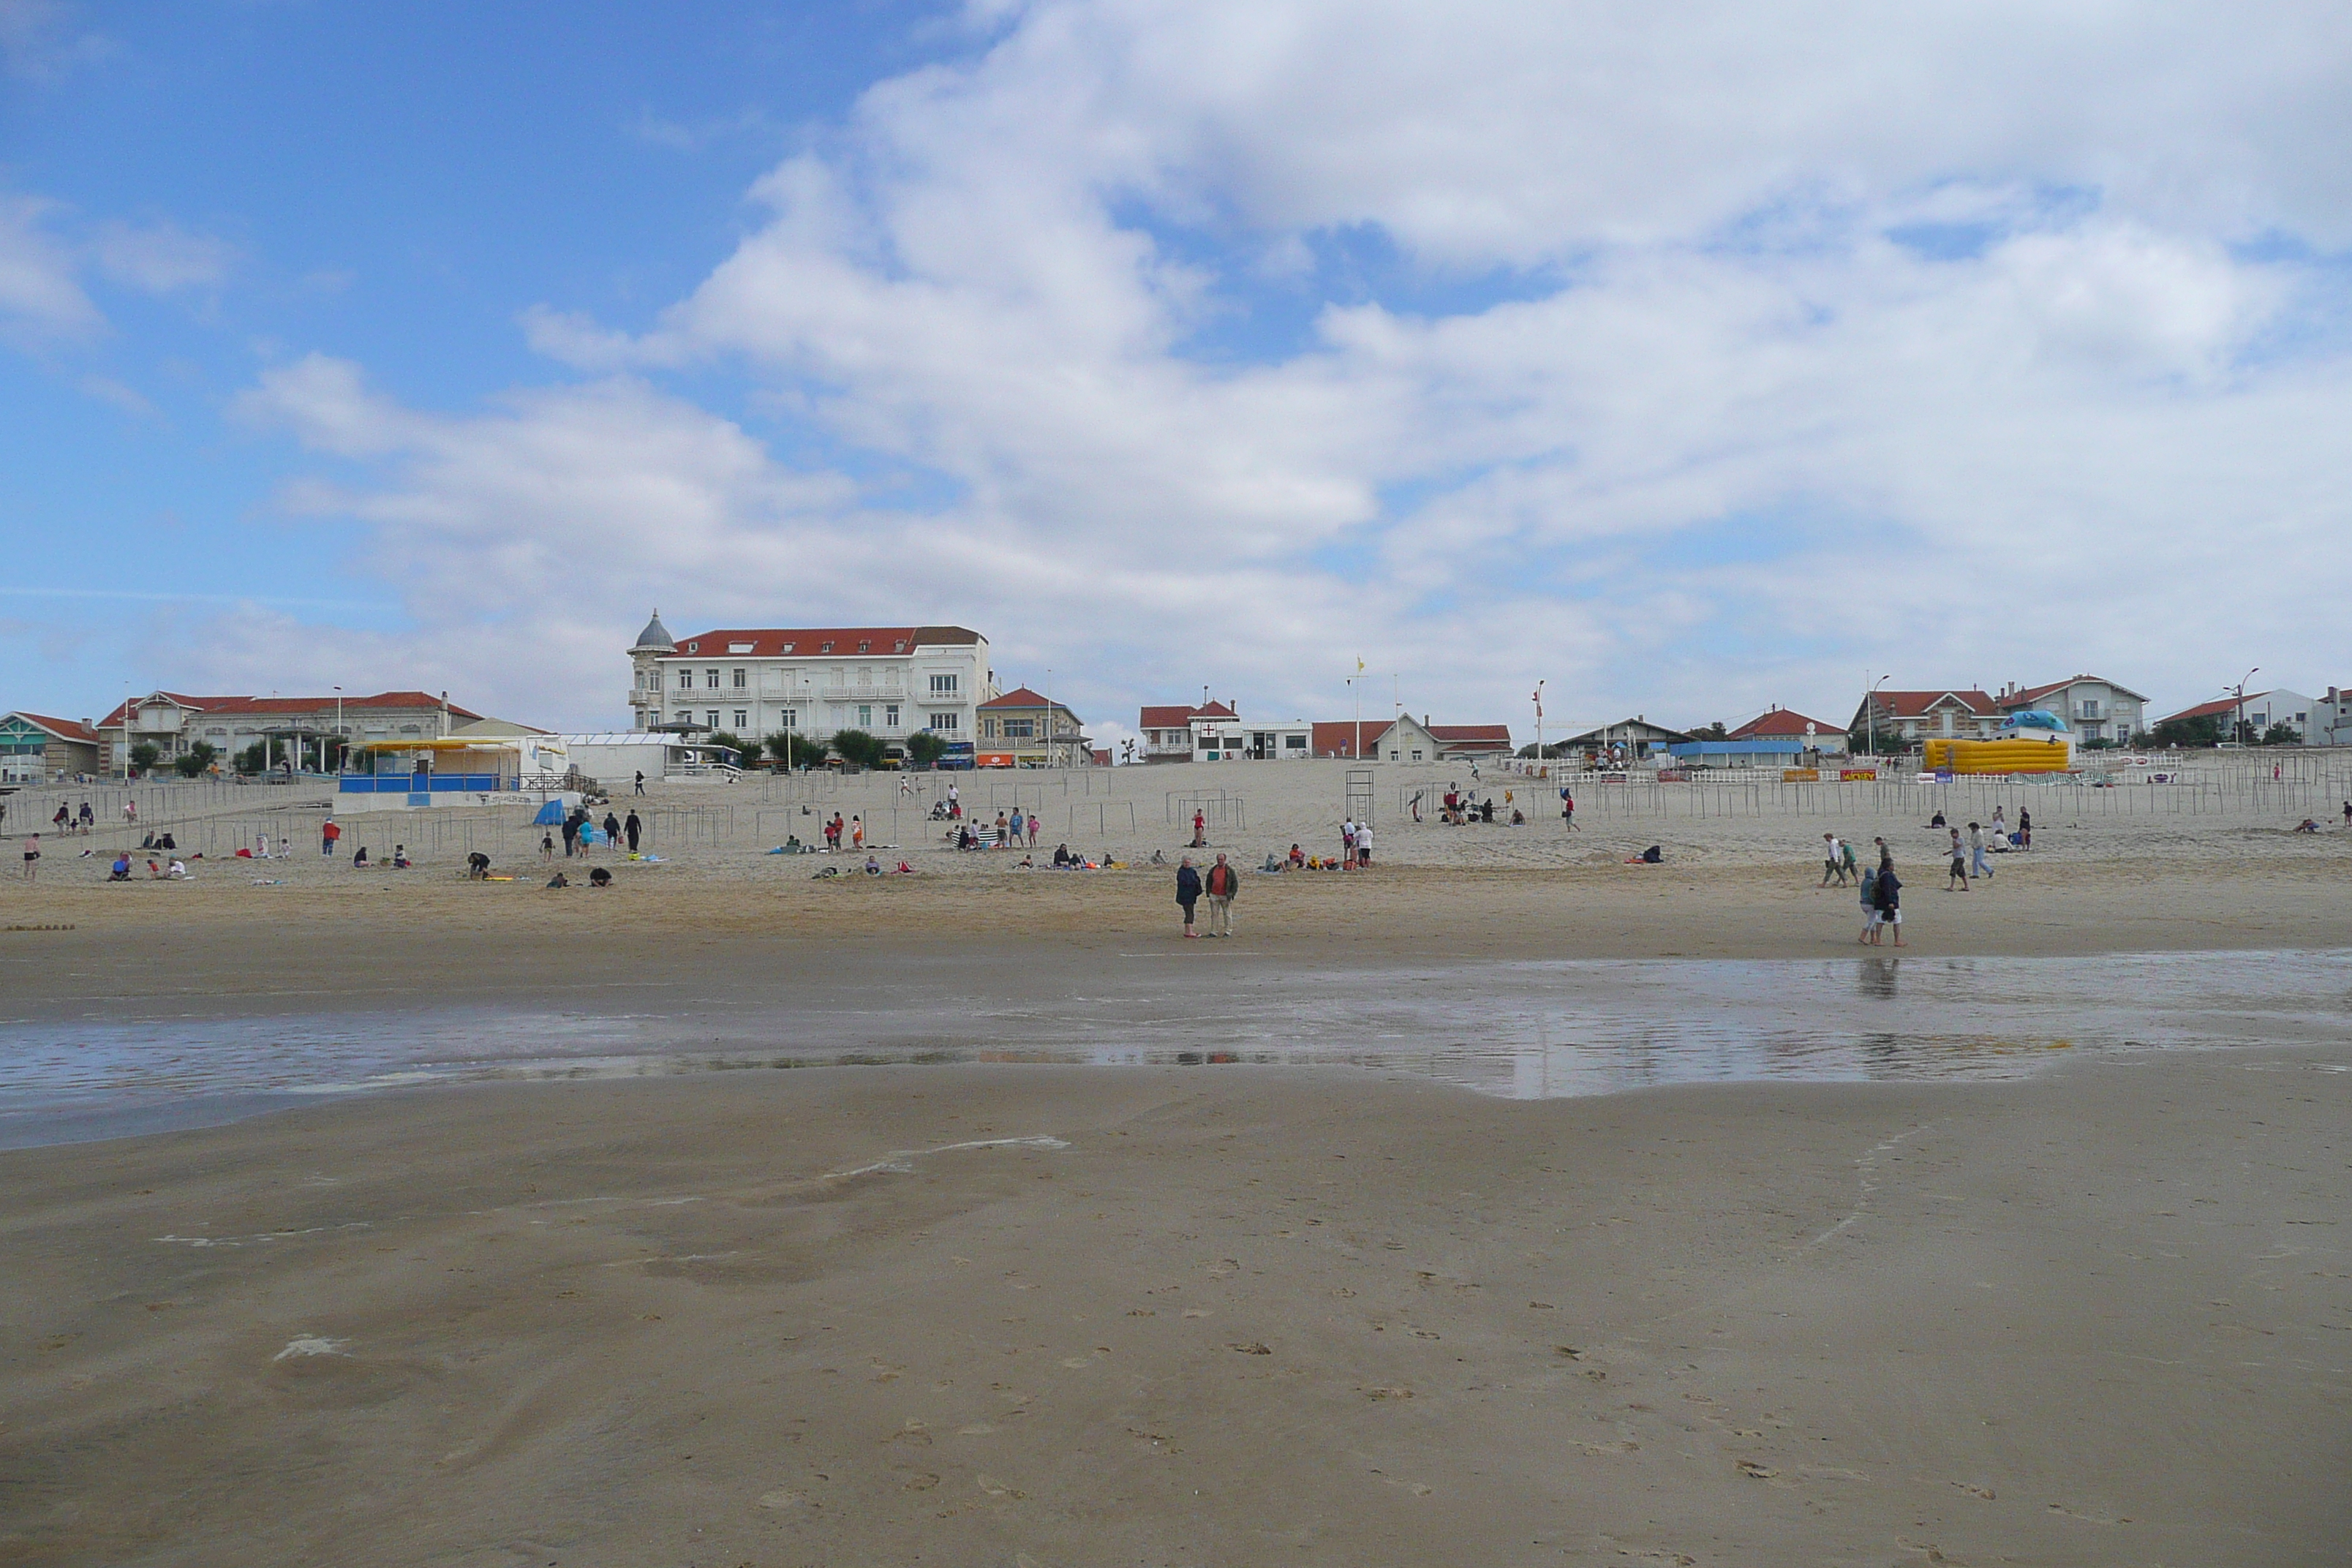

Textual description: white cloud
[197,2,2352,731]
[0,192,102,336]
[91,219,235,293]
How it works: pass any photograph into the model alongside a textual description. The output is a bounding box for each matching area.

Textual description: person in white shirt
[1354,822,1373,867]
[1820,832,1844,886]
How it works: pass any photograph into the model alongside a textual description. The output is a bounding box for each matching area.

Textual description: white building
[2319,686,2352,747]
[1997,675,2149,745]
[627,614,996,758]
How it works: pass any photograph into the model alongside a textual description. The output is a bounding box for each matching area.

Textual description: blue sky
[7,1,2350,740]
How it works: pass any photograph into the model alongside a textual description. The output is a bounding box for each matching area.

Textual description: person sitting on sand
[1288,843,1305,867]
[108,852,132,881]
[1053,843,1073,867]
[2294,818,2321,833]
[546,872,569,889]
[1929,810,1947,829]
[1625,845,1663,864]
[392,845,410,868]
[587,865,612,887]
[145,856,165,879]
[467,851,491,879]
[864,855,882,875]
[167,858,188,879]
[353,845,370,869]
[895,860,914,874]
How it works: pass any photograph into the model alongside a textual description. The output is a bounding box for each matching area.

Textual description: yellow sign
[1782,767,1820,783]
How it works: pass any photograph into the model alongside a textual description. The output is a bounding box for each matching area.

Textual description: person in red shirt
[321,818,342,857]
[1202,853,1239,938]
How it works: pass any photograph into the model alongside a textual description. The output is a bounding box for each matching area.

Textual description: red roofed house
[96,690,482,774]
[1996,676,2149,745]
[976,687,1093,767]
[0,712,103,782]
[2155,688,2318,744]
[1728,706,1849,755]
[628,612,995,764]
[1311,715,1513,762]
[1848,689,2001,753]
[1311,719,1392,759]
[1137,700,1237,762]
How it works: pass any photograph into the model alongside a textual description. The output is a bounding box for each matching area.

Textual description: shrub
[905,731,949,768]
[831,728,886,769]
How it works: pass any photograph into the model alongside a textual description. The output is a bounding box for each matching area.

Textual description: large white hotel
[627,612,997,750]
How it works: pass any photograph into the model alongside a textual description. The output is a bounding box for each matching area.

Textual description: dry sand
[3,758,2350,1564]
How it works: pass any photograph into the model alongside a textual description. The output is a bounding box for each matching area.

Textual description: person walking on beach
[321,817,342,857]
[1027,813,1039,848]
[624,809,641,852]
[540,831,555,863]
[2018,807,2032,849]
[1561,788,1576,829]
[1820,832,1845,887]
[1202,852,1239,937]
[21,834,38,883]
[633,769,646,795]
[78,801,94,833]
[1875,854,1905,947]
[1945,827,1970,891]
[123,799,137,825]
[1175,855,1202,938]
[560,810,581,858]
[602,811,621,851]
[1969,821,1993,881]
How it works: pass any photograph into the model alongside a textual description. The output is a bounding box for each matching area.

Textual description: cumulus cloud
[206,1,2352,731]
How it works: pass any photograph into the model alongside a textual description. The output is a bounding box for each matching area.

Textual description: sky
[5,1,2349,748]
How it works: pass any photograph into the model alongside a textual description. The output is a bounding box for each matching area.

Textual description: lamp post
[1865,674,1891,756]
[1531,680,1545,776]
[333,686,343,775]
[2229,667,2259,746]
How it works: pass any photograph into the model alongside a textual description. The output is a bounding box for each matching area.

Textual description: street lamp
[2228,667,2259,746]
[333,686,343,774]
[1865,674,1891,756]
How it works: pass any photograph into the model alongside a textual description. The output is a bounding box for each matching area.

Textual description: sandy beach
[3,758,2349,1564]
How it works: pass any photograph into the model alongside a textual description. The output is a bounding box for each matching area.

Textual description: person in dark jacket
[1202,853,1240,938]
[1175,856,1202,938]
[1873,856,1905,947]
[624,810,642,852]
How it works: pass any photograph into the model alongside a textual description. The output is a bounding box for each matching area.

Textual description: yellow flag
[1356,657,1366,674]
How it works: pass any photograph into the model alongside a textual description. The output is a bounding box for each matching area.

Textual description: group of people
[105,850,189,881]
[1173,852,1242,937]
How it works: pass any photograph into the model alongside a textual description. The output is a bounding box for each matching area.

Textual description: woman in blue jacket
[1175,856,1202,939]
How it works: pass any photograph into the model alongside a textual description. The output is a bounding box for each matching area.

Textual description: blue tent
[532,799,566,826]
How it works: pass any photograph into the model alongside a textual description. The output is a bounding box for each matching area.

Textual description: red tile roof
[1137,701,1237,728]
[99,691,482,725]
[1430,723,1513,749]
[670,625,981,656]
[979,687,1066,710]
[8,712,100,743]
[2159,693,2274,724]
[1730,707,1838,739]
[1311,720,1393,757]
[1864,690,1998,720]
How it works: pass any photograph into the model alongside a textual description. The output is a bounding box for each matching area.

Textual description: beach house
[1848,690,2001,753]
[1727,706,1849,756]
[976,688,1095,767]
[1996,676,2149,746]
[96,690,481,775]
[0,712,104,783]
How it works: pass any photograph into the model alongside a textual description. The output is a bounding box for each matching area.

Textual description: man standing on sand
[1820,832,1844,887]
[1969,821,1993,881]
[625,809,641,853]
[1175,855,1202,938]
[1202,852,1239,938]
[1945,827,1970,891]
[21,834,38,883]
[1876,854,1905,946]
[321,817,342,857]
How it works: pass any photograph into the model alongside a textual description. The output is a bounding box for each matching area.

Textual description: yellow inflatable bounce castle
[1922,710,2073,774]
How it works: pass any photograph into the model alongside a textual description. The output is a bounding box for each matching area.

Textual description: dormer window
[820,641,834,653]
[780,643,795,654]
[856,639,870,653]
[727,642,755,655]
[894,640,907,653]
[687,641,699,652]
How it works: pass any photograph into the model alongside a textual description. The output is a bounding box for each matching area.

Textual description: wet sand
[2,1047,2345,1566]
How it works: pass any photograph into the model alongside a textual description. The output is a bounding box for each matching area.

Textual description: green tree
[905,731,949,768]
[127,741,161,776]
[703,730,749,762]
[2261,723,2301,747]
[235,740,270,775]
[831,728,885,769]
[766,731,830,768]
[2150,714,2221,749]
[172,740,219,779]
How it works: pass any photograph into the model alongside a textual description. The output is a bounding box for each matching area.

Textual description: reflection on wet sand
[3,947,2345,1145]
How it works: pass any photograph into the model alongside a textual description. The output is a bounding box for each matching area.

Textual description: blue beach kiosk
[338,736,573,812]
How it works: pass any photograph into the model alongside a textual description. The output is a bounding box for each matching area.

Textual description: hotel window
[858,704,872,726]
[778,709,797,729]
[674,709,692,724]
[928,712,960,731]
[706,711,720,728]
[885,704,900,729]
[677,671,693,690]
[1005,719,1035,739]
[704,668,720,689]
[733,710,748,729]
[930,673,957,695]
[981,718,997,739]
[731,668,747,688]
